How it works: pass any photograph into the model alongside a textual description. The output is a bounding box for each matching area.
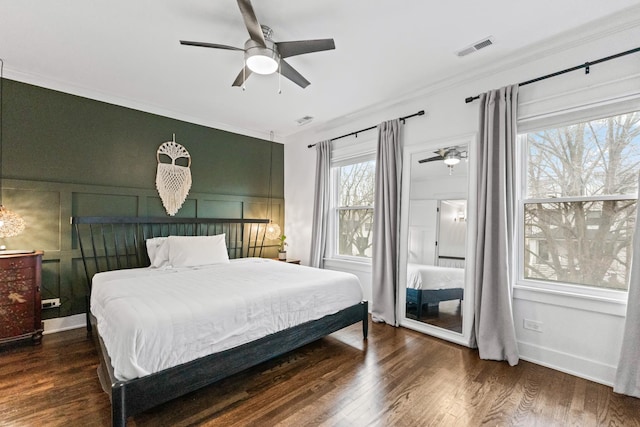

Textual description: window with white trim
[333,157,375,260]
[518,110,640,292]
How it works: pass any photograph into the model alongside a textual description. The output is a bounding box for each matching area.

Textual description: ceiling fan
[179,0,335,89]
[418,147,468,166]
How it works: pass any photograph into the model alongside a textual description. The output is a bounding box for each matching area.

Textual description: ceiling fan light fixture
[180,5,335,89]
[246,53,278,75]
[443,151,461,166]
[245,40,278,75]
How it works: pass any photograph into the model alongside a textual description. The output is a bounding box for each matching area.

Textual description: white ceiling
[1,1,638,142]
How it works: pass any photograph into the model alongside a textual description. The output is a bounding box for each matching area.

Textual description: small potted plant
[278,235,287,260]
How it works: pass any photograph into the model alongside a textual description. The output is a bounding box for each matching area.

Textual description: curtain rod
[307,110,425,148]
[464,46,640,104]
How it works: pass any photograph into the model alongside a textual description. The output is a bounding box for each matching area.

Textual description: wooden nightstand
[271,258,301,265]
[0,251,44,346]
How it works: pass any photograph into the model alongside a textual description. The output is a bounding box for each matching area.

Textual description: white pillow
[146,237,170,268]
[167,234,230,267]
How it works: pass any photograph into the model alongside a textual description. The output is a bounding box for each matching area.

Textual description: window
[334,159,375,259]
[519,110,640,292]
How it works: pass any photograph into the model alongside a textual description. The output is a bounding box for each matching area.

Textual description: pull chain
[242,61,246,91]
[278,56,282,95]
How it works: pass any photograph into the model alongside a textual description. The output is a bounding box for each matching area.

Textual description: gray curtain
[371,119,402,325]
[471,84,520,366]
[309,140,332,268]
[614,173,640,397]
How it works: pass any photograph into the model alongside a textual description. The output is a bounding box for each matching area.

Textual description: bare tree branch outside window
[337,160,375,258]
[523,111,640,290]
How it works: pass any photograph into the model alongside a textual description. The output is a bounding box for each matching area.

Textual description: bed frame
[406,287,464,318]
[71,216,368,426]
[406,256,465,319]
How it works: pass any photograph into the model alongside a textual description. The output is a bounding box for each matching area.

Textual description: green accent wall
[0,79,284,320]
[2,79,283,197]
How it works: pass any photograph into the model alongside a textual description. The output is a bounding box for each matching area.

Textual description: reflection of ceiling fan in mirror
[179,0,335,89]
[418,146,468,174]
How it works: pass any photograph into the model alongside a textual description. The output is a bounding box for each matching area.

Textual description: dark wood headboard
[71,216,270,288]
[71,216,270,332]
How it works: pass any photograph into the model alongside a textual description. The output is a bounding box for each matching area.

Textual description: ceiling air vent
[296,115,314,126]
[456,36,494,57]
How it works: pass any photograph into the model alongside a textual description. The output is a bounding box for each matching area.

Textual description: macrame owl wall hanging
[156,136,192,216]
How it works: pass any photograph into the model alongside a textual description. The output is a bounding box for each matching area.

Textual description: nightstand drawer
[0,256,38,270]
[0,283,36,308]
[0,310,36,338]
[0,300,35,318]
[0,267,35,282]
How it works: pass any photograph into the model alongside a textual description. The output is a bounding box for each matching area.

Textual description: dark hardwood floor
[1,320,639,426]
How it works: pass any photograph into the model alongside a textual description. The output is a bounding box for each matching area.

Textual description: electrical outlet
[42,298,61,309]
[523,318,543,332]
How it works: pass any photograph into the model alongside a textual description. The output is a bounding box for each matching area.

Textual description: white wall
[439,201,467,259]
[408,200,438,265]
[284,8,640,385]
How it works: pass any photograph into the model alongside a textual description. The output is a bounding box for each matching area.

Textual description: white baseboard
[518,340,617,387]
[43,313,86,335]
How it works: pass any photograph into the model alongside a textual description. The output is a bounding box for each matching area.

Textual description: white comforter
[406,263,465,290]
[91,258,363,381]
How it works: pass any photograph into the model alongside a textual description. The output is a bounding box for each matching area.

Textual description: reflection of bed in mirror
[406,257,465,319]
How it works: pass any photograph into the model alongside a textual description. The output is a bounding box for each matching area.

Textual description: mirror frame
[398,133,477,347]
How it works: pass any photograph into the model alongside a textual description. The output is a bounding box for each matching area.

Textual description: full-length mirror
[404,144,469,334]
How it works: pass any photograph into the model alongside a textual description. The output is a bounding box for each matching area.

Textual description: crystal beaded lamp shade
[0,205,26,238]
[265,222,281,240]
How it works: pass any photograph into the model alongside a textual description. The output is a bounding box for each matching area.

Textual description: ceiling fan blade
[276,39,336,58]
[418,155,445,164]
[180,40,244,51]
[232,66,253,87]
[237,0,266,47]
[279,59,310,88]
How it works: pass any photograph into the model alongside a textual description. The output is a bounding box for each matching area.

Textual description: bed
[72,216,368,426]
[406,260,464,319]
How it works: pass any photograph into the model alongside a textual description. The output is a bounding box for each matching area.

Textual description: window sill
[513,281,628,317]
